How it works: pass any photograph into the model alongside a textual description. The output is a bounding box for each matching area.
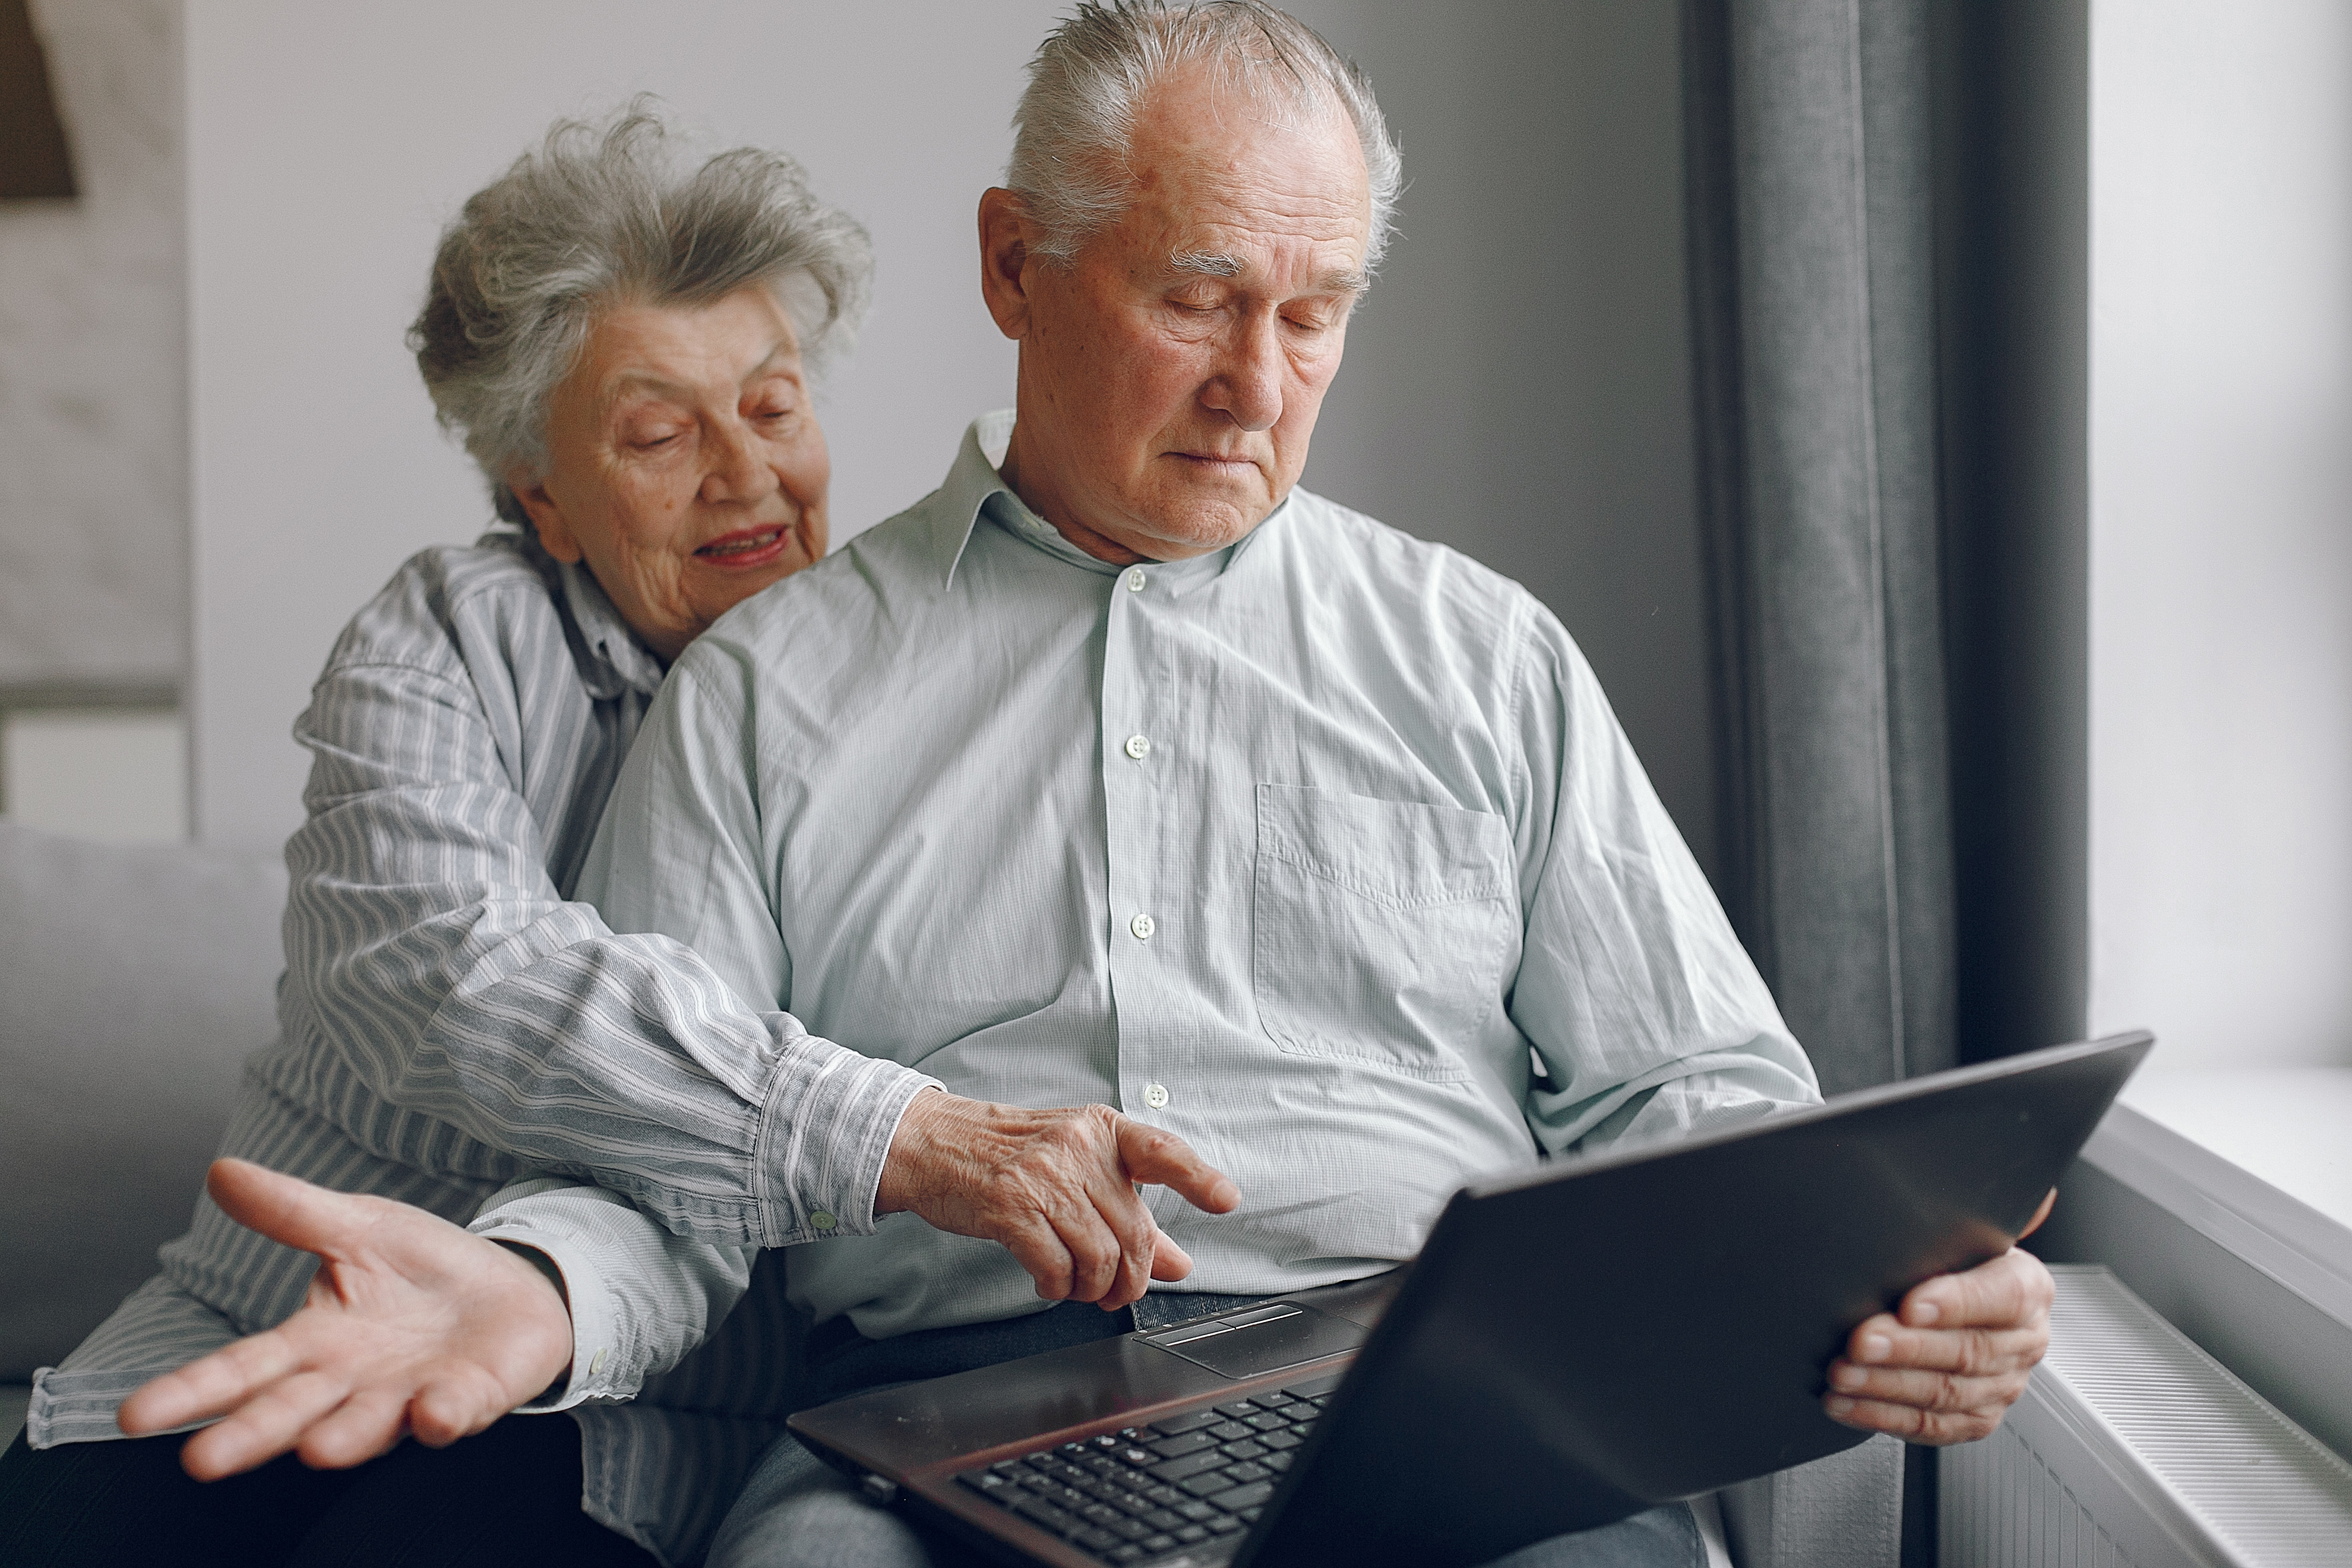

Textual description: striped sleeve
[265,552,935,1249]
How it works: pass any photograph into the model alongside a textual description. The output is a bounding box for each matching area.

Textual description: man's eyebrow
[1169,249,1243,279]
[1165,250,1369,296]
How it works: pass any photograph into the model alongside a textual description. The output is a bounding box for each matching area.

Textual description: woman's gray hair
[1006,1,1402,273]
[409,99,872,525]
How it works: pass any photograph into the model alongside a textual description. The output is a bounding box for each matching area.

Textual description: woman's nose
[700,417,779,504]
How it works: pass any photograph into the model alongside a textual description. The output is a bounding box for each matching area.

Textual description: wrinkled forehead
[1118,62,1373,260]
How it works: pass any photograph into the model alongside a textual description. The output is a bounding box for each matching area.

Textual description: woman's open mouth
[693,524,794,569]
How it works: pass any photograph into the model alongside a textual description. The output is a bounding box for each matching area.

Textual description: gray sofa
[1,822,286,1444]
[0,821,1901,1564]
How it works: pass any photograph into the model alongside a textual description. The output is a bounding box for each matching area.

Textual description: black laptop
[791,1031,2153,1568]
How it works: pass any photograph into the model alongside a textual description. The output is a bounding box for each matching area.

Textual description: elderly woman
[0,108,934,1568]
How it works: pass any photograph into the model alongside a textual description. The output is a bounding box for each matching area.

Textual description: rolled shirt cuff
[751,1038,941,1247]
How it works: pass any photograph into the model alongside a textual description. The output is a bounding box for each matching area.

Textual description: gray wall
[1301,2,1722,889]
[182,0,1059,849]
[166,1,1722,874]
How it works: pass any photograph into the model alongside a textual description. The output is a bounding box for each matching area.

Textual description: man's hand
[1823,1189,2058,1444]
[876,1091,1241,1311]
[117,1158,573,1480]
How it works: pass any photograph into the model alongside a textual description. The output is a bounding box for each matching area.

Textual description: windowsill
[2050,1077,2352,1461]
[2116,1067,2352,1236]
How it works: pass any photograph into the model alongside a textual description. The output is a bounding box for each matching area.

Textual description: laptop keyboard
[953,1372,1342,1564]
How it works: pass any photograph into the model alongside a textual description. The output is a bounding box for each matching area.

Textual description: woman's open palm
[116,1158,573,1480]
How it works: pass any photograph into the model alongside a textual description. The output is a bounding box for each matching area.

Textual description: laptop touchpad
[1142,1303,1365,1379]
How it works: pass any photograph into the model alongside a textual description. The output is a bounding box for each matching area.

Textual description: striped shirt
[478,413,1821,1396]
[27,531,935,1566]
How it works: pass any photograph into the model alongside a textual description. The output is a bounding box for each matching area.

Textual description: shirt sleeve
[467,1178,757,1409]
[468,636,923,1389]
[277,636,935,1250]
[1501,601,1821,1155]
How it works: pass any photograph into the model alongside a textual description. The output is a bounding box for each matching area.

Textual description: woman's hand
[117,1159,573,1480]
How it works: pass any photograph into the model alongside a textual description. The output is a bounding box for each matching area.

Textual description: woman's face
[511,285,829,661]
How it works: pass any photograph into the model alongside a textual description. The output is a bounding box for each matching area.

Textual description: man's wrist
[874,1085,949,1216]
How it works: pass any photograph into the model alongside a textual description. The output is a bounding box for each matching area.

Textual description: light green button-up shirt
[482,411,1816,1374]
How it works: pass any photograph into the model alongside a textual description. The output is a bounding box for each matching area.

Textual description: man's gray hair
[1007,1,1402,273]
[410,99,872,525]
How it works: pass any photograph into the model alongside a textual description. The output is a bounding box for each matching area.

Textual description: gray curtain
[1683,0,1956,1099]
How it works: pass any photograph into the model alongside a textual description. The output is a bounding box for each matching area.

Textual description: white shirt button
[1130,912,1156,941]
[1142,1082,1171,1110]
[1124,734,1152,760]
[589,1348,607,1376]
[1125,567,1147,593]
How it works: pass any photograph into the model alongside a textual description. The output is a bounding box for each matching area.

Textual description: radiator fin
[1942,1265,2352,1567]
[1943,1417,2134,1567]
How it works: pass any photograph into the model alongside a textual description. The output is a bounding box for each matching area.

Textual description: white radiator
[1940,1264,2352,1567]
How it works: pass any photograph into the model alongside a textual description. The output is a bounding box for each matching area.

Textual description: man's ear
[507,471,584,564]
[978,188,1038,342]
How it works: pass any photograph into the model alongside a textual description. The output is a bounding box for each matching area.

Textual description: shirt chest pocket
[1251,784,1518,1083]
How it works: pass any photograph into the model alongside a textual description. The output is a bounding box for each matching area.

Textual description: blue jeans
[709,1297,1700,1568]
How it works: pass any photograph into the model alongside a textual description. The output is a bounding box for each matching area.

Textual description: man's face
[990,67,1373,561]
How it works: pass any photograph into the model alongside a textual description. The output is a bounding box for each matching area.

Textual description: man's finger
[2019,1188,2057,1240]
[1823,1393,2005,1446]
[1863,1323,2047,1377]
[1050,1199,1127,1305]
[998,1212,1080,1302]
[1081,1161,1165,1310]
[1115,1120,1240,1215]
[1149,1232,1196,1283]
[1846,1312,2047,1376]
[1826,1358,2031,1412]
[1901,1247,2053,1329]
[206,1159,377,1264]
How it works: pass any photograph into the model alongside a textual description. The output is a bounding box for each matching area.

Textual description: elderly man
[127,5,2056,1566]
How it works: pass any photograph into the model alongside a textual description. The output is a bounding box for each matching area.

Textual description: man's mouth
[694,524,792,567]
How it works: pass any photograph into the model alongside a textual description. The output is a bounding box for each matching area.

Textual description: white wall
[2088,1,2352,1067]
[0,0,184,689]
[184,2,1718,882]
[184,0,1067,849]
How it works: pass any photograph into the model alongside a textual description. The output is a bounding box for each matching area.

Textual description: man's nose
[700,416,779,505]
[1203,314,1284,432]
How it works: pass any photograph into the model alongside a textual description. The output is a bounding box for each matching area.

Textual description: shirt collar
[560,559,668,698]
[494,528,668,700]
[927,410,1291,592]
